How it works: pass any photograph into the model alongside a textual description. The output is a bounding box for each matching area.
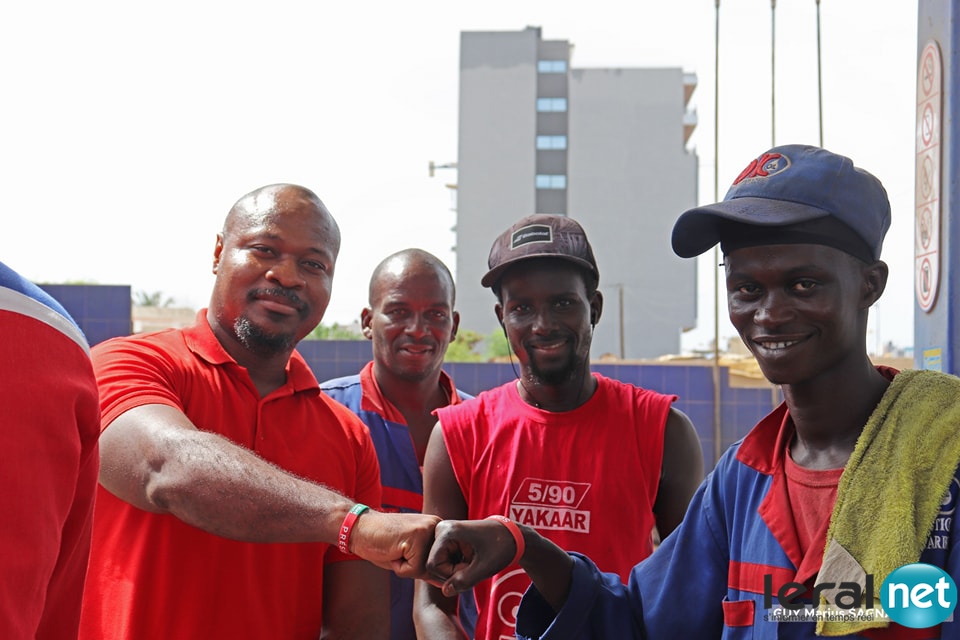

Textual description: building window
[536,97,568,112]
[537,60,567,73]
[536,174,567,189]
[536,135,568,150]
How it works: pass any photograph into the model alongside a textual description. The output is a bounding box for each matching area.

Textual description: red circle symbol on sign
[922,104,935,146]
[922,51,935,96]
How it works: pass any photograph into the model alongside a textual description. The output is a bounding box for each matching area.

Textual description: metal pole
[619,285,625,360]
[816,0,824,146]
[771,0,777,145]
[712,0,722,466]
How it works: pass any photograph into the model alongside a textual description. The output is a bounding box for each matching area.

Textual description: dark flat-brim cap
[671,197,830,258]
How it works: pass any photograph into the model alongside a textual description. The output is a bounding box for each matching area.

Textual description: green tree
[134,290,176,307]
[444,329,485,362]
[484,328,512,360]
[443,328,513,362]
[304,322,364,341]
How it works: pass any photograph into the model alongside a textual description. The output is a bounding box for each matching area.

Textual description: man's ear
[861,260,889,309]
[494,303,504,327]
[360,307,374,340]
[212,234,225,275]
[590,290,604,327]
[450,310,460,341]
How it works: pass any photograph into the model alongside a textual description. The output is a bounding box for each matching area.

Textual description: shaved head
[368,248,455,308]
[208,183,341,361]
[223,184,341,257]
[363,248,458,385]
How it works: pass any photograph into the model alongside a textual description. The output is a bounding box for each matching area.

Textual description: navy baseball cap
[671,145,891,263]
[481,214,599,288]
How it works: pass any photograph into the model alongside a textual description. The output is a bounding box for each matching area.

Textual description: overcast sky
[2,0,919,352]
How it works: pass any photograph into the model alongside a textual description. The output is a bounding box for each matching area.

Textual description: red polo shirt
[80,312,381,640]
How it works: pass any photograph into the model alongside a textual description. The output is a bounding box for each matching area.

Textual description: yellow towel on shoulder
[816,369,960,636]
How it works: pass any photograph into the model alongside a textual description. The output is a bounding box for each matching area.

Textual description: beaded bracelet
[338,503,370,554]
[485,515,525,566]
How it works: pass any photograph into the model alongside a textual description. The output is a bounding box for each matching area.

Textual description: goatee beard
[234,316,295,354]
[528,353,579,385]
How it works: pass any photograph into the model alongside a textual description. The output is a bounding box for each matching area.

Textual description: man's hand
[426,519,518,596]
[349,511,441,579]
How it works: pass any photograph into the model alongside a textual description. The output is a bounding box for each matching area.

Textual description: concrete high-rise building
[455,26,699,360]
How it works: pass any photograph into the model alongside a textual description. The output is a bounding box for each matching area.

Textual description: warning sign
[915,41,942,313]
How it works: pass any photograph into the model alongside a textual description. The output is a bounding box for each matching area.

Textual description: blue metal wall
[42,283,774,468]
[259,340,775,468]
[39,284,132,347]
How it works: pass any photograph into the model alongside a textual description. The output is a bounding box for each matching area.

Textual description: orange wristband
[338,504,369,554]
[485,515,525,566]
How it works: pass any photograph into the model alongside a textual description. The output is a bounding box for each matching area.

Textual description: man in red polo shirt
[80,184,438,639]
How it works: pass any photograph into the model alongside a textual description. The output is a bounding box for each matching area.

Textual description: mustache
[399,339,438,349]
[524,333,570,348]
[249,287,306,310]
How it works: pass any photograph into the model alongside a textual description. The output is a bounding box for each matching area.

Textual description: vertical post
[816,0,824,146]
[876,302,882,356]
[618,284,625,360]
[771,0,777,146]
[713,0,723,465]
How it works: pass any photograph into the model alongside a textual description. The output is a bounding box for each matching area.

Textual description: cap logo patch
[510,224,553,249]
[731,152,790,186]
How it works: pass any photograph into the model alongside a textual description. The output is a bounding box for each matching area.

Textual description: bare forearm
[142,427,352,543]
[101,405,438,574]
[413,583,469,640]
[519,524,575,612]
[138,429,439,573]
[413,610,468,640]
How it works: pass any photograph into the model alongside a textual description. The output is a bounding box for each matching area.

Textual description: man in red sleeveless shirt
[414,214,704,640]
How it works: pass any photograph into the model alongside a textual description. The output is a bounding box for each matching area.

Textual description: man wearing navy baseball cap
[672,144,890,264]
[422,146,960,639]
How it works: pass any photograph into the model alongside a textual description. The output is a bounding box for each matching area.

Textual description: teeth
[536,340,565,348]
[761,340,798,350]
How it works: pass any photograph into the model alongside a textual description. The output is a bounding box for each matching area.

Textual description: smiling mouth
[754,339,801,351]
[527,338,570,353]
[255,297,303,316]
[400,345,435,355]
[251,288,305,310]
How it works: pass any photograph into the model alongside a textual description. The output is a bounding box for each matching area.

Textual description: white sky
[2,0,920,352]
